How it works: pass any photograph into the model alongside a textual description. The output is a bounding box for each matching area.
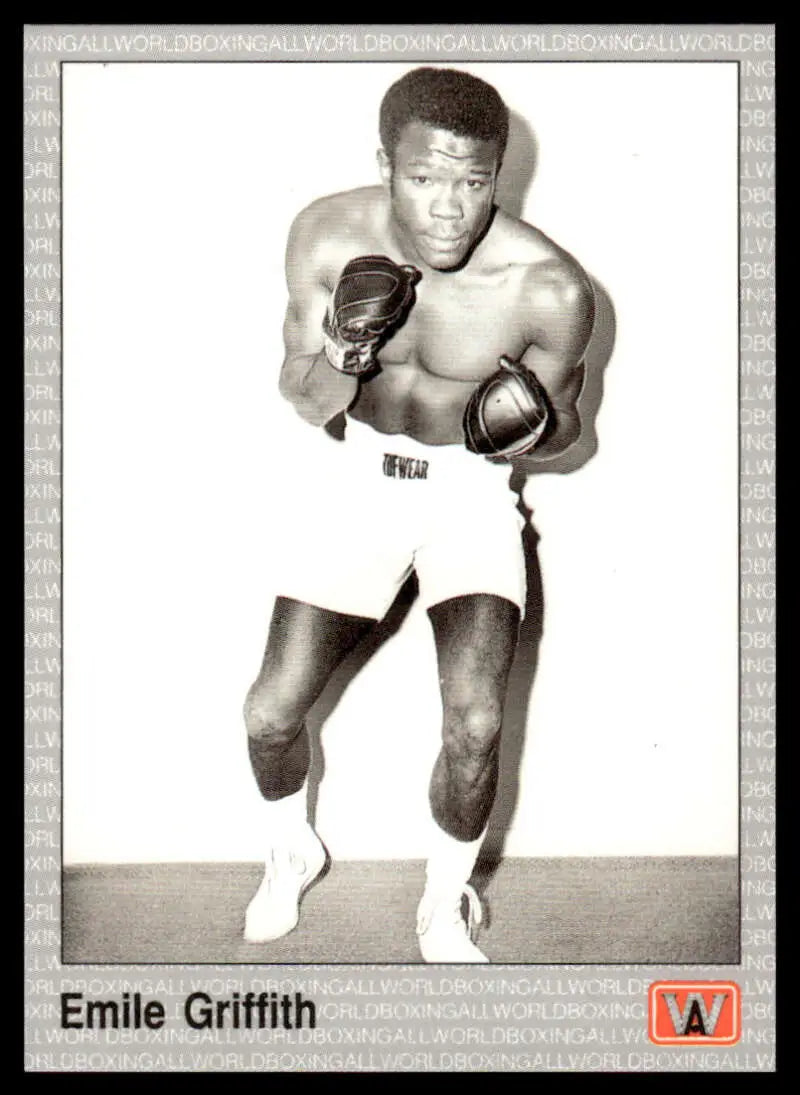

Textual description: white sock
[259,782,310,842]
[424,821,487,897]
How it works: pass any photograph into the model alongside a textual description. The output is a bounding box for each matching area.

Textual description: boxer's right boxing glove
[322,254,421,375]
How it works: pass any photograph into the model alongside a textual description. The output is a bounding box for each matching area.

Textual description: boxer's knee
[243,682,307,746]
[441,693,503,768]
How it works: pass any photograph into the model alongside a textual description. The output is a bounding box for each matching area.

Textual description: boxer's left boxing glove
[463,356,551,458]
[323,255,421,375]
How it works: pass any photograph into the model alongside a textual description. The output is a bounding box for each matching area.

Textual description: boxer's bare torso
[280,124,595,457]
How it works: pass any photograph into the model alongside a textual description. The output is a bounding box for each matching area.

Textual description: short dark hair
[379,67,509,165]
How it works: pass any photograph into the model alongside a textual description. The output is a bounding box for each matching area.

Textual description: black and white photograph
[59,58,741,967]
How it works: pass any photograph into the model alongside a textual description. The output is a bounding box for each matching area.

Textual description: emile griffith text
[60,991,317,1030]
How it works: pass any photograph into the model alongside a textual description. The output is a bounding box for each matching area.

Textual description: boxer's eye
[410,175,432,186]
[466,179,488,191]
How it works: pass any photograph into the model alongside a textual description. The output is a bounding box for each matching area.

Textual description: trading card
[24,23,775,1073]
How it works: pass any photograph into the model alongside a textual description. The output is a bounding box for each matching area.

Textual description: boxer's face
[380,121,499,271]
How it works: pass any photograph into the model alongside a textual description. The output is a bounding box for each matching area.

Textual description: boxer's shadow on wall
[495,110,539,220]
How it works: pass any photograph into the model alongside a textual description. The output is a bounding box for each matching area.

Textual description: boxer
[243,67,595,962]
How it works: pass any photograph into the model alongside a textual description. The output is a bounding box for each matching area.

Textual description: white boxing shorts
[272,415,527,620]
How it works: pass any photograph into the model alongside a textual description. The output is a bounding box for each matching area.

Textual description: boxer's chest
[378,271,533,382]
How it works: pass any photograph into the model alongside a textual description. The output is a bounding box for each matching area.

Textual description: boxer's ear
[377,148,392,188]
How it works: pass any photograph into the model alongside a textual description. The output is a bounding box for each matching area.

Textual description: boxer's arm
[277,207,358,427]
[515,263,595,464]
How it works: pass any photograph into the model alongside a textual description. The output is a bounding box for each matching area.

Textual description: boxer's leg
[428,593,519,838]
[243,596,373,942]
[417,593,520,962]
[244,596,373,800]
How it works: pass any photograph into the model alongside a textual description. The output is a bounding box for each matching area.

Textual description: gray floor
[63,856,738,966]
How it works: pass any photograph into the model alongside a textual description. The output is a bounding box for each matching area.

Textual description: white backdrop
[62,61,739,863]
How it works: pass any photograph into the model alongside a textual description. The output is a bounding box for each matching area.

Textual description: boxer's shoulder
[489,211,591,297]
[476,212,593,335]
[287,187,385,282]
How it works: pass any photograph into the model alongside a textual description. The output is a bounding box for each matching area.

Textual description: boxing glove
[463,356,551,458]
[322,255,421,375]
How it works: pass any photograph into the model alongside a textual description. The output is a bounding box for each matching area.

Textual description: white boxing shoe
[244,826,327,943]
[416,883,488,963]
